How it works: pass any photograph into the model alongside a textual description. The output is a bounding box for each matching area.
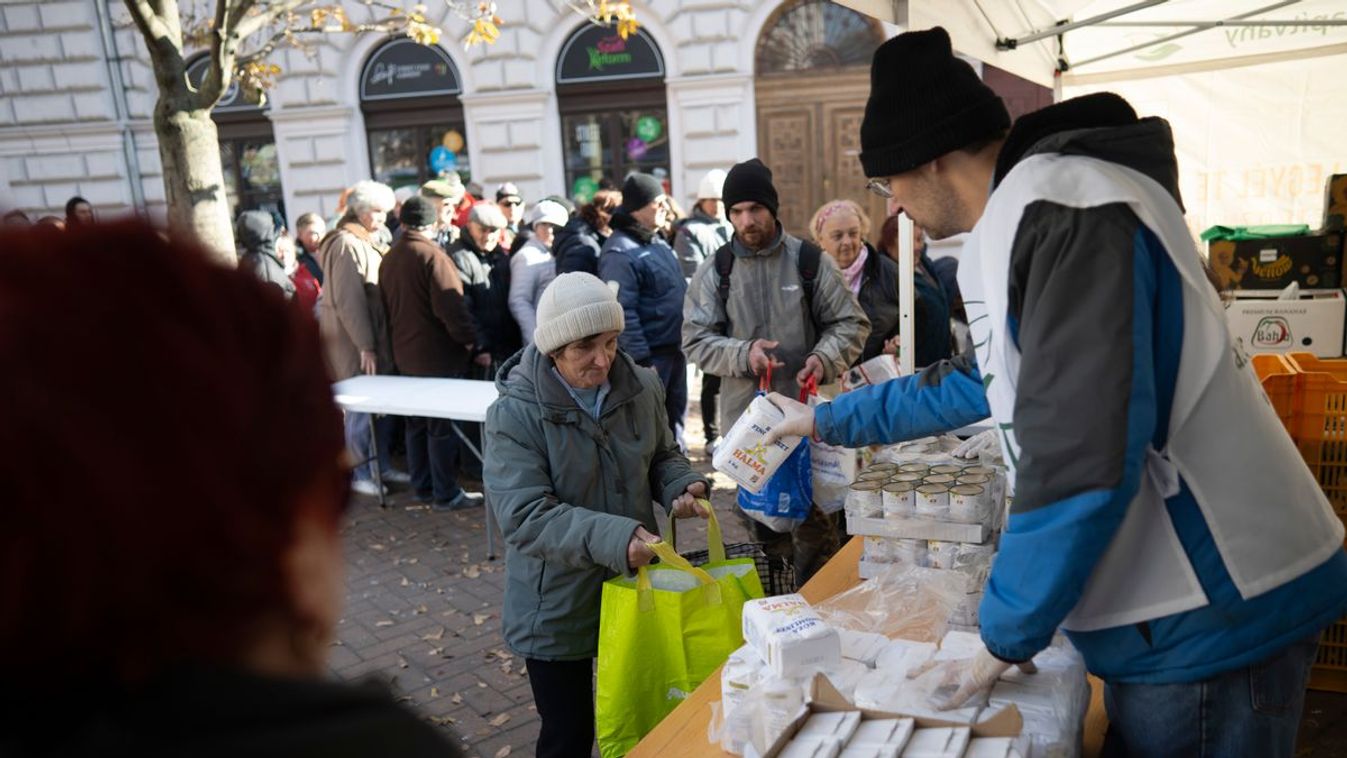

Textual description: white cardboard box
[1224,288,1345,357]
[846,516,991,544]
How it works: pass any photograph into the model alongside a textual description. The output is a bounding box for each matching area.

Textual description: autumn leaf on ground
[463,564,481,579]
[431,687,440,698]
[422,626,445,641]
[489,713,511,727]
[473,613,490,625]
[495,746,512,757]
[451,692,463,705]
[375,620,395,627]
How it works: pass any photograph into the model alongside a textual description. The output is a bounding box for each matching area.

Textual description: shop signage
[556,26,664,84]
[360,37,461,101]
[428,146,457,174]
[185,56,261,113]
[571,175,600,203]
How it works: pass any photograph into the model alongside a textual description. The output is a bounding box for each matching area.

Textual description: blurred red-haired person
[0,222,464,758]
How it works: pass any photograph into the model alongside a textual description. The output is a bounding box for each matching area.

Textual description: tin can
[898,462,930,474]
[866,462,899,474]
[926,539,959,569]
[889,472,924,484]
[892,538,928,567]
[948,484,991,524]
[882,481,916,518]
[923,473,957,486]
[915,484,949,519]
[864,536,895,563]
[956,473,992,486]
[930,464,962,475]
[962,465,996,477]
[857,469,890,482]
[846,480,885,518]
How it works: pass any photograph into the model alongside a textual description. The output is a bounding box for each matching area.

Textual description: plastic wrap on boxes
[820,658,870,702]
[814,566,964,642]
[873,639,938,678]
[839,629,891,668]
[722,644,769,754]
[987,639,1089,758]
[744,594,842,677]
[853,664,985,726]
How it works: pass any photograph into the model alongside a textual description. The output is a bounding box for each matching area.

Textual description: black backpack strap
[796,240,822,312]
[714,243,735,331]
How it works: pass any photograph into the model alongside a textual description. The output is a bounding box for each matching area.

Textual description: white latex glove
[931,647,1037,710]
[760,392,815,446]
[953,429,1000,460]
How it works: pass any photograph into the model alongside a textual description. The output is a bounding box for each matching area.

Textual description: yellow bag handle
[634,536,724,611]
[668,498,727,564]
[647,539,716,585]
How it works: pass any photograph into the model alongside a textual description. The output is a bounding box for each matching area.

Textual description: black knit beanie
[859,27,1011,178]
[722,158,779,217]
[619,173,664,212]
[399,195,437,228]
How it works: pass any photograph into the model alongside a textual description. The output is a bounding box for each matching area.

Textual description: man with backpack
[682,158,870,582]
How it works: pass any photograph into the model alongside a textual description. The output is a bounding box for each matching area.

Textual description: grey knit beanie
[533,272,626,354]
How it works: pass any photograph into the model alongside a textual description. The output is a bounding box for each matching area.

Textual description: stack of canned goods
[845,460,1003,526]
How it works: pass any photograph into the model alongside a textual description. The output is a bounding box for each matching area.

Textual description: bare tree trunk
[154,102,236,265]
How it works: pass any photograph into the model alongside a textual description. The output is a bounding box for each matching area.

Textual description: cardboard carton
[750,675,1023,758]
[1224,289,1345,358]
[1208,232,1343,291]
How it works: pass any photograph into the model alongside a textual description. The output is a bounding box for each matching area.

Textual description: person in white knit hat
[483,271,711,758]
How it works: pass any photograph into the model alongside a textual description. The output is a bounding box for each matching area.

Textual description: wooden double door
[756,69,887,240]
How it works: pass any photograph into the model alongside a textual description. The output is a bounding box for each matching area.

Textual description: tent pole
[1069,0,1300,70]
[998,0,1168,48]
[898,213,915,377]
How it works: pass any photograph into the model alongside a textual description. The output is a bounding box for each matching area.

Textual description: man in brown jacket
[379,197,485,511]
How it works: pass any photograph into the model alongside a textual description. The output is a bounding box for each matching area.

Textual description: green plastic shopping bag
[595,504,765,757]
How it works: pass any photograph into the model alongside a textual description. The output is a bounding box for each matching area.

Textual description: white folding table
[333,375,500,558]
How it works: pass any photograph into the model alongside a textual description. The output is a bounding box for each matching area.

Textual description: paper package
[743,594,842,678]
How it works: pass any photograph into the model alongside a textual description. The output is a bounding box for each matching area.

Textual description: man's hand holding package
[931,647,1037,710]
[627,526,660,571]
[670,483,711,519]
[761,392,816,445]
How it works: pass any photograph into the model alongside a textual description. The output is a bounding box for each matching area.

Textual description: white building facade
[0,1,1045,236]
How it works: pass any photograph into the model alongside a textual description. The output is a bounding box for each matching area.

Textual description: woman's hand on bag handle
[761,392,816,445]
[670,482,711,519]
[627,526,661,571]
[748,339,784,376]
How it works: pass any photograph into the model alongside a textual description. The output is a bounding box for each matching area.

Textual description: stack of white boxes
[845,450,1006,627]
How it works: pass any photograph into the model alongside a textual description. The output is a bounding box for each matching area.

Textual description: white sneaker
[381,469,411,484]
[351,479,387,496]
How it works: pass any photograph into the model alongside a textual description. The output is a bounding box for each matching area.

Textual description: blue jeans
[1102,634,1318,757]
[405,416,463,503]
[344,411,392,482]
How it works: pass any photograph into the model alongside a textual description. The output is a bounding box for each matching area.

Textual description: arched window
[360,37,469,192]
[187,55,284,223]
[555,25,668,202]
[755,0,883,76]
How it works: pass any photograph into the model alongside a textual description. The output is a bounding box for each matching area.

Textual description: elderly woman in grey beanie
[483,272,710,758]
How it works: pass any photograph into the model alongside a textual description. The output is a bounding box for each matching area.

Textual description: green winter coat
[484,345,707,661]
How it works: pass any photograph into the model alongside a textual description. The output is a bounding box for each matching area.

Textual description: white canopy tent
[835,0,1347,374]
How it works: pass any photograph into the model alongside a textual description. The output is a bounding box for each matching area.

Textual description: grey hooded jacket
[484,345,707,661]
[682,226,870,430]
[236,210,295,299]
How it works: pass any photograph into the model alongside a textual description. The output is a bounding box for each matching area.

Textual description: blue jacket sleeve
[599,249,651,362]
[979,207,1162,663]
[813,355,990,448]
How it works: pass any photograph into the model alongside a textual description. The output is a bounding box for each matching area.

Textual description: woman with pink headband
[809,199,901,363]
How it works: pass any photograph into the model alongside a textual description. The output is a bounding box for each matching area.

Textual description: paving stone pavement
[329,372,748,757]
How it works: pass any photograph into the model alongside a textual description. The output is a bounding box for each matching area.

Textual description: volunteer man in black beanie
[682,158,870,583]
[762,26,1347,757]
[599,172,689,441]
[379,196,484,511]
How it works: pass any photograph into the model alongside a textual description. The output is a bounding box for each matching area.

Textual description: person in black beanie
[759,26,1343,758]
[598,173,690,442]
[682,158,870,583]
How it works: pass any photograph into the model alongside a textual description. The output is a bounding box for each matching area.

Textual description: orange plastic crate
[1281,352,1347,692]
[1252,353,1298,436]
[1283,353,1347,520]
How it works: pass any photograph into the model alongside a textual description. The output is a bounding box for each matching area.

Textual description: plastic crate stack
[845,442,1007,629]
[1254,351,1347,692]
